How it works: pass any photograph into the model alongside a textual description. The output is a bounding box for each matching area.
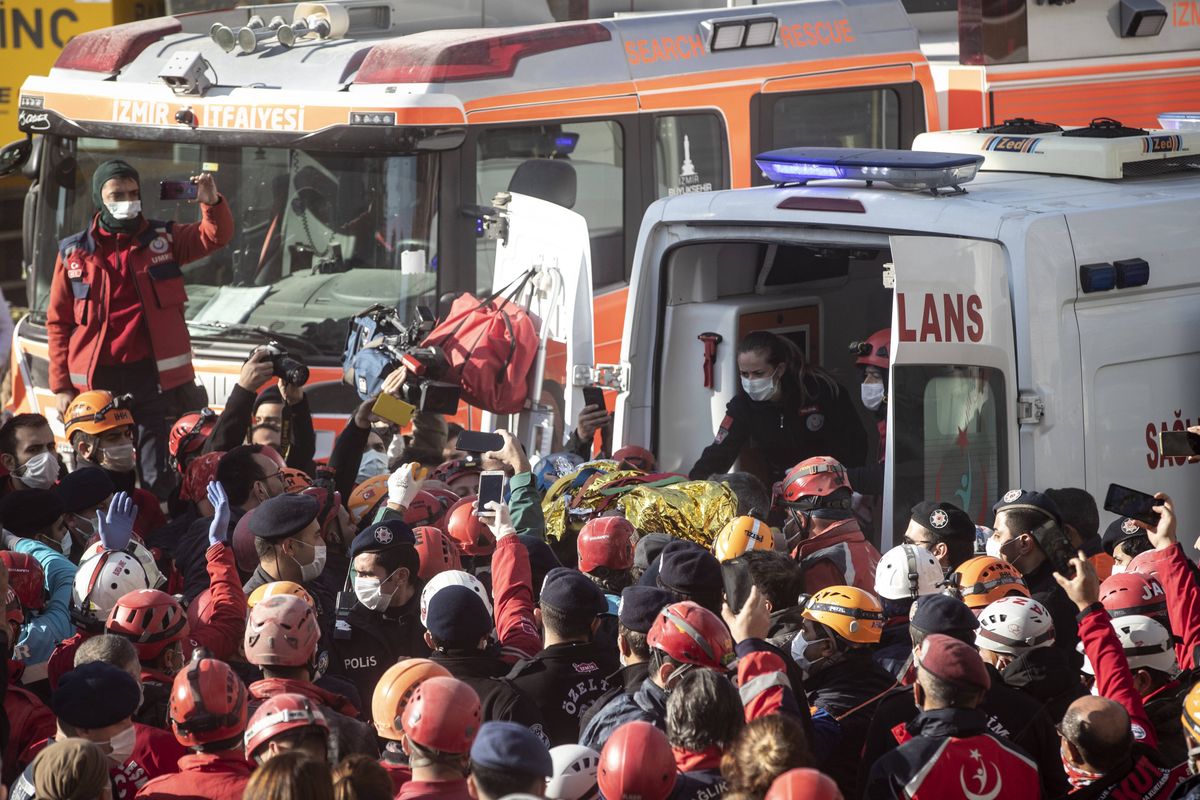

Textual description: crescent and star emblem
[959,749,1003,800]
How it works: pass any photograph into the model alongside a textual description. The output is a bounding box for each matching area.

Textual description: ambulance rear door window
[891,365,1008,528]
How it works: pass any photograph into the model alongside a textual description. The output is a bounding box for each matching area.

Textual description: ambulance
[2,0,937,451]
[611,117,1200,546]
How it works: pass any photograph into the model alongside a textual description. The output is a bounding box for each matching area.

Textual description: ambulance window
[891,365,1008,528]
[474,120,625,291]
[652,114,727,199]
[768,88,901,149]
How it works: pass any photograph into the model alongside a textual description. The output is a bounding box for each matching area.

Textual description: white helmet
[976,596,1056,655]
[874,544,943,601]
[1080,614,1178,676]
[72,550,151,627]
[419,570,492,626]
[547,744,601,800]
[80,539,165,589]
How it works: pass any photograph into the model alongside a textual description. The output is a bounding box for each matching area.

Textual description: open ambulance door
[485,192,595,459]
[882,236,1018,551]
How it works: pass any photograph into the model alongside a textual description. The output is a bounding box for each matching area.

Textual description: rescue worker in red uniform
[47,159,234,499]
[781,456,881,595]
[135,654,252,800]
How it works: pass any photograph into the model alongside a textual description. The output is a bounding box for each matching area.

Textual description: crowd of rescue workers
[1,158,1198,800]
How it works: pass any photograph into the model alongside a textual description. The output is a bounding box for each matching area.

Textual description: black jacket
[578,661,648,733]
[1146,676,1191,768]
[1022,560,1083,669]
[806,649,898,799]
[1002,645,1087,724]
[506,640,619,746]
[430,649,548,742]
[688,373,867,484]
[860,664,1069,798]
[331,591,429,722]
[865,708,1041,800]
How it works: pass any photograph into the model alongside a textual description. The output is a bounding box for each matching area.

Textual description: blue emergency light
[754,148,984,194]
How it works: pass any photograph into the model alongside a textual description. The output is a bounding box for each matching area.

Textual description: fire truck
[612,117,1200,546]
[2,0,937,451]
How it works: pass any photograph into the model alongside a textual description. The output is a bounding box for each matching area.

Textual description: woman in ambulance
[688,330,867,485]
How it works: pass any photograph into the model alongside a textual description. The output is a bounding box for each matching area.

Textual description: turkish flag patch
[714,415,733,444]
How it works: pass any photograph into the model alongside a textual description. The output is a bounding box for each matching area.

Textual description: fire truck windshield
[30,136,440,361]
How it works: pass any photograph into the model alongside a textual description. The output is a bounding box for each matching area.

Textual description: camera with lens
[262,342,310,386]
[343,304,461,415]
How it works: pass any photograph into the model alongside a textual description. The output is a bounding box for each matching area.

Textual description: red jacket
[1079,606,1159,749]
[47,201,233,393]
[3,680,56,785]
[47,629,92,689]
[1136,543,1200,670]
[184,542,247,662]
[381,759,412,794]
[134,752,253,800]
[396,779,472,800]
[490,536,542,664]
[794,517,881,595]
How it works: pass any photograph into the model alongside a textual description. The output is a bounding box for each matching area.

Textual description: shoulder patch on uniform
[805,413,825,432]
[714,415,733,444]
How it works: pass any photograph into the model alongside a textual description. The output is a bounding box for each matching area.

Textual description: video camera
[342,304,461,415]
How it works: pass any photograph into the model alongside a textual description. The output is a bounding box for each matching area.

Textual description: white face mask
[56,529,73,555]
[861,382,886,411]
[1110,563,1127,575]
[789,630,832,679]
[355,571,398,612]
[100,441,136,473]
[301,544,327,583]
[356,450,389,483]
[741,373,778,402]
[985,535,1016,562]
[104,724,137,764]
[104,200,141,220]
[17,451,60,490]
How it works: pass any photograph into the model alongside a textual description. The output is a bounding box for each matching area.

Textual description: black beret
[1102,516,1148,556]
[52,661,141,728]
[992,489,1062,526]
[247,493,320,540]
[470,721,552,776]
[426,584,491,644]
[254,385,283,412]
[540,567,606,616]
[634,533,672,572]
[55,468,115,514]
[618,586,674,633]
[910,593,979,638]
[910,501,975,541]
[0,489,64,536]
[657,540,721,597]
[350,518,416,559]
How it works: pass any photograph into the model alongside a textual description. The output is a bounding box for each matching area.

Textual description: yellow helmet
[801,585,885,645]
[372,658,451,741]
[712,516,775,562]
[64,390,134,440]
[1183,681,1200,747]
[247,581,314,610]
[348,474,389,523]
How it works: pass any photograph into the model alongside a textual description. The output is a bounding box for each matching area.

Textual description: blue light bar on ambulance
[1158,113,1200,131]
[755,148,984,193]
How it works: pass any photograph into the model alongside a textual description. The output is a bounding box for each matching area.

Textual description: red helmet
[1,552,45,611]
[766,769,843,800]
[647,601,734,671]
[612,446,655,473]
[169,652,248,747]
[244,594,320,668]
[400,676,481,754]
[851,329,890,371]
[413,526,462,582]
[598,722,677,800]
[781,456,851,506]
[169,409,217,469]
[423,487,460,527]
[1100,573,1168,621]
[1127,550,1164,584]
[106,589,190,662]
[577,517,636,574]
[244,693,330,758]
[444,497,496,557]
[404,491,444,529]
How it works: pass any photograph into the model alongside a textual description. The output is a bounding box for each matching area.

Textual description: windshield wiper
[188,321,323,357]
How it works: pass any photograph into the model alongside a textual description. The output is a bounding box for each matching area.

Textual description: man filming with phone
[47,159,233,498]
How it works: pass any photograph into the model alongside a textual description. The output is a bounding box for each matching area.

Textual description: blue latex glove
[96,491,135,551]
[208,480,231,546]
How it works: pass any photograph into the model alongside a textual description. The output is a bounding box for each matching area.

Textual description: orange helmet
[348,474,389,523]
[712,516,774,562]
[948,556,1030,610]
[445,497,496,558]
[169,652,248,748]
[801,585,884,645]
[850,330,890,371]
[281,468,312,493]
[780,457,852,508]
[65,390,134,440]
[1183,682,1200,750]
[372,658,451,741]
[247,581,315,610]
[413,526,462,582]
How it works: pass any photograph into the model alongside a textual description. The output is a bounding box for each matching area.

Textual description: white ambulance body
[612,123,1200,548]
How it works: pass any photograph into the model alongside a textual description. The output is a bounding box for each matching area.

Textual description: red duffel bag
[423,272,539,414]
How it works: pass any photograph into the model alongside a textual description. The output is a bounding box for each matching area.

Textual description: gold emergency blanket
[542,462,737,546]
